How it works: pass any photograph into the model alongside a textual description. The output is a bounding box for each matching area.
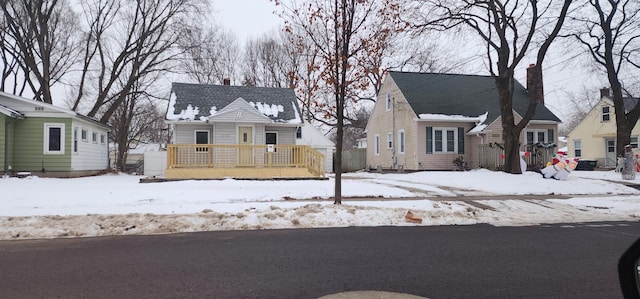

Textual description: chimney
[223,78,231,86]
[600,87,610,98]
[526,64,544,105]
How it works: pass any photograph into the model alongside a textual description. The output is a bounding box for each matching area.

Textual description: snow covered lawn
[1,169,639,240]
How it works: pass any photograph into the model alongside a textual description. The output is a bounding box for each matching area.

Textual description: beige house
[567,88,640,168]
[365,70,561,171]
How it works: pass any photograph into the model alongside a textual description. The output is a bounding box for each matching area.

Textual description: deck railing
[167,144,325,176]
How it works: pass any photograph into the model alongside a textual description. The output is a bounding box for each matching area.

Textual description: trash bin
[575,160,597,171]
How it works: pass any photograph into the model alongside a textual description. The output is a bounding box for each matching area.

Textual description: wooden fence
[341,148,367,172]
[478,144,554,171]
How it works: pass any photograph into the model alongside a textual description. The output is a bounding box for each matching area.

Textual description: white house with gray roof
[164,82,326,179]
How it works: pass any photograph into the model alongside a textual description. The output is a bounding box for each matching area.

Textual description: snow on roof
[249,101,283,118]
[418,112,487,122]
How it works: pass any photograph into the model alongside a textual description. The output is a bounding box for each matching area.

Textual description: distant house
[295,121,335,173]
[567,88,640,168]
[109,142,163,173]
[0,92,110,177]
[164,82,326,179]
[365,68,562,171]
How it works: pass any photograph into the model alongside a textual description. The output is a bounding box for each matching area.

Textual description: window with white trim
[195,130,209,152]
[100,134,106,145]
[92,132,98,143]
[386,132,393,149]
[601,106,611,122]
[631,137,638,149]
[432,128,457,153]
[385,93,392,111]
[81,129,87,142]
[374,134,380,155]
[44,123,65,155]
[574,140,582,157]
[525,130,548,145]
[398,129,405,154]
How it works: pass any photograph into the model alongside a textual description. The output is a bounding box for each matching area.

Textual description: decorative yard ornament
[622,145,636,180]
[540,152,577,181]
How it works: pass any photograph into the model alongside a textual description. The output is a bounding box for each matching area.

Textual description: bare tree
[178,25,240,85]
[411,0,572,174]
[275,0,404,204]
[567,0,640,157]
[558,86,602,136]
[71,0,207,123]
[0,0,79,103]
[242,31,298,88]
[109,76,166,172]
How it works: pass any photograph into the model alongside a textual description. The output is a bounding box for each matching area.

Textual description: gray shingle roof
[168,82,303,123]
[388,71,562,123]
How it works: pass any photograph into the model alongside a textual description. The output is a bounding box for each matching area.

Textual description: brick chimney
[526,64,544,105]
[600,87,610,98]
[223,78,231,86]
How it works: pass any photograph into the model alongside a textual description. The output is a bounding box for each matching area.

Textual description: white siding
[216,123,236,144]
[265,126,296,144]
[70,120,109,171]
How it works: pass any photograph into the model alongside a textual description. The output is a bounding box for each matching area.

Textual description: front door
[238,126,253,165]
[605,138,616,167]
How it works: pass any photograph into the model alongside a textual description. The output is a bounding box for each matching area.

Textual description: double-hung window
[385,93,392,111]
[574,140,582,157]
[427,127,464,154]
[601,106,611,122]
[386,132,393,149]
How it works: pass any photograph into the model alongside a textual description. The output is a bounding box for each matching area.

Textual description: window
[266,132,277,145]
[296,127,302,139]
[81,129,87,142]
[100,134,105,145]
[602,106,611,122]
[73,127,78,153]
[398,130,405,154]
[632,137,638,149]
[385,93,392,111]
[607,139,615,153]
[433,128,456,153]
[525,130,548,145]
[92,132,98,143]
[374,134,380,155]
[44,123,65,154]
[574,140,582,157]
[427,127,464,154]
[195,130,209,152]
[387,132,393,149]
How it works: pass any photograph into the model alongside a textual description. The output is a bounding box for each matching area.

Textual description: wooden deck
[166,144,325,179]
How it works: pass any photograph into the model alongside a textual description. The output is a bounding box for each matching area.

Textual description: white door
[605,138,616,167]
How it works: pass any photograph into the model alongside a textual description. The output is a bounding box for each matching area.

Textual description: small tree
[275,0,404,204]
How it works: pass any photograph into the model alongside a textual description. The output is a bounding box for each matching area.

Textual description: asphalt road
[0,222,638,299]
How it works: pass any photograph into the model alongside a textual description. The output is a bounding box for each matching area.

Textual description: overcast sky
[212,1,283,42]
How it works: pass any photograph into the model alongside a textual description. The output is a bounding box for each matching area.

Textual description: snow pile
[249,101,284,117]
[1,170,639,240]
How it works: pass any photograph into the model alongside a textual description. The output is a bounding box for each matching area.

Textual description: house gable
[208,97,273,123]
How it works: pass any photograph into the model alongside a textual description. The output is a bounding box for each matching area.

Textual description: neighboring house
[295,121,335,173]
[366,68,562,171]
[109,142,163,173]
[0,92,110,177]
[164,82,325,179]
[567,88,640,168]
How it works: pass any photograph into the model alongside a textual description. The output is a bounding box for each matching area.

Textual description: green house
[0,92,111,177]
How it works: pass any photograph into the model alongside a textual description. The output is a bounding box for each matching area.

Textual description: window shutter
[547,129,555,144]
[426,127,433,154]
[458,127,465,154]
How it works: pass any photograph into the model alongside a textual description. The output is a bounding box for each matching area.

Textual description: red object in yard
[500,154,505,159]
